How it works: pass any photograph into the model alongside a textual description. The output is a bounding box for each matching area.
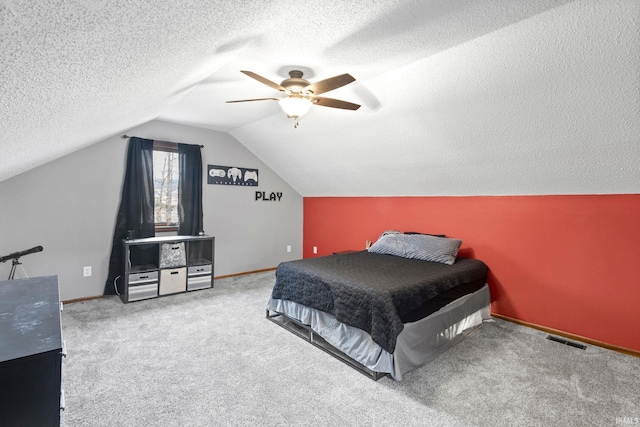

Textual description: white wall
[233,1,640,197]
[0,120,302,300]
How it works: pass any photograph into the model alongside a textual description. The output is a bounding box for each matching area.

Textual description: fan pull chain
[294,118,300,128]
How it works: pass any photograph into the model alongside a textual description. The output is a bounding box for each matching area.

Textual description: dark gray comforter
[270,251,488,353]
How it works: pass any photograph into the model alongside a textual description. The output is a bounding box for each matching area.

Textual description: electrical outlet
[313,246,318,254]
[287,245,292,253]
[83,266,92,277]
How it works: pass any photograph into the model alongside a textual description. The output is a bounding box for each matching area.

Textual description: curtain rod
[121,134,204,148]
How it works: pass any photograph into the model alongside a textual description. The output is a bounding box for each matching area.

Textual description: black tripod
[8,257,28,280]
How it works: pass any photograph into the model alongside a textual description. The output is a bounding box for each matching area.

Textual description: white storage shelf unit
[119,235,214,303]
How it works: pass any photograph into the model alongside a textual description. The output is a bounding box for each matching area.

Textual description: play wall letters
[255,191,283,201]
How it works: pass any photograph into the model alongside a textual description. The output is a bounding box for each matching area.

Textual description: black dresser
[0,275,63,426]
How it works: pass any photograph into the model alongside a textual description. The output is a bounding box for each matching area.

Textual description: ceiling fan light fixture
[228,69,360,128]
[279,96,312,118]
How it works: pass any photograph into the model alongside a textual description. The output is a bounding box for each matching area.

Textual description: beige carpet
[60,271,640,426]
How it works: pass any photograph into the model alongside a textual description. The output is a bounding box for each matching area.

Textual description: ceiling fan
[226,70,360,128]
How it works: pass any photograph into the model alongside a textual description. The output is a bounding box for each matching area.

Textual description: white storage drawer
[128,271,158,285]
[187,275,212,291]
[160,267,187,295]
[188,264,212,276]
[128,283,159,301]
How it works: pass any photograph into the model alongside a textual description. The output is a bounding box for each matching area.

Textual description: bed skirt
[267,284,490,380]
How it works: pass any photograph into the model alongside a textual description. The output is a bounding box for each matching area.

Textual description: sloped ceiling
[1,0,638,195]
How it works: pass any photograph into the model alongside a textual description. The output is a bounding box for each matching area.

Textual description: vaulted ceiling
[1,0,638,195]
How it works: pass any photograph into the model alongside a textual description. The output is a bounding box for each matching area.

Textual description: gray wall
[0,120,303,300]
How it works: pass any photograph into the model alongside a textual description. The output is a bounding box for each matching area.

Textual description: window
[153,141,179,232]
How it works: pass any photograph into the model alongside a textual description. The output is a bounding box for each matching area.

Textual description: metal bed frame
[266,309,389,381]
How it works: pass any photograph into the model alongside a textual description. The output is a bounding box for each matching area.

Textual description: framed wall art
[207,165,258,186]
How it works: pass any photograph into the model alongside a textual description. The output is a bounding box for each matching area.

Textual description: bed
[266,232,491,380]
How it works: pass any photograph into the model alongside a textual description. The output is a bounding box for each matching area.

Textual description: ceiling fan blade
[240,71,284,91]
[226,97,280,103]
[311,96,361,110]
[304,73,355,95]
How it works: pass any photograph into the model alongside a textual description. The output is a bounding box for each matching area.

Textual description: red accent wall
[303,195,640,352]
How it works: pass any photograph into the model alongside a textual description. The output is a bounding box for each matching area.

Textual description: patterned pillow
[379,230,402,239]
[367,233,462,265]
[404,231,446,237]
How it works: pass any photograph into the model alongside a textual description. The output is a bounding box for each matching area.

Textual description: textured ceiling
[1,0,638,195]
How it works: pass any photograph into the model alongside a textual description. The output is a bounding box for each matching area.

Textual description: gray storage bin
[159,242,186,268]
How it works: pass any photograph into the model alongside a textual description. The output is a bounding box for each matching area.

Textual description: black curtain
[104,137,155,295]
[177,143,203,235]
